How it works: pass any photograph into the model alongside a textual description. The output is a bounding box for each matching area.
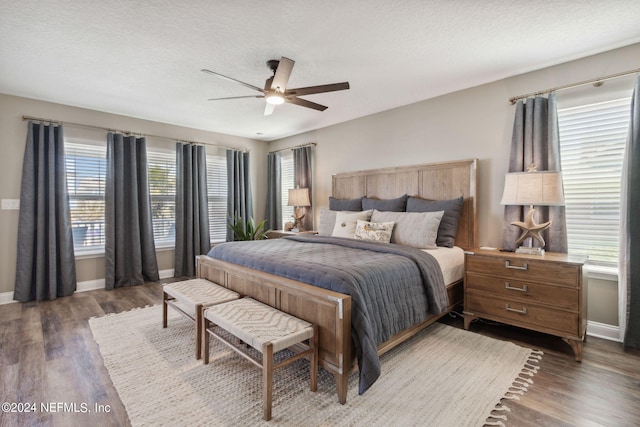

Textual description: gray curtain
[502,94,568,252]
[622,76,640,349]
[105,133,159,289]
[265,152,282,231]
[14,122,77,302]
[174,143,210,277]
[226,150,253,241]
[293,146,313,231]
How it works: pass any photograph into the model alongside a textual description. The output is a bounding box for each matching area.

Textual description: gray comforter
[207,235,448,394]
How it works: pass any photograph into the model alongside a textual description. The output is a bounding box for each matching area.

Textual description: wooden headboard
[331,159,478,250]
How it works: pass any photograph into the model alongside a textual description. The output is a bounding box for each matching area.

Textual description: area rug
[89,305,542,426]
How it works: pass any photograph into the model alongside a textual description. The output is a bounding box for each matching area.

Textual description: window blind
[557,97,631,265]
[207,153,227,242]
[147,148,176,246]
[65,141,107,251]
[280,151,295,229]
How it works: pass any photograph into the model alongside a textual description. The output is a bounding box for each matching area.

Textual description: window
[207,152,228,242]
[147,148,176,247]
[66,141,107,253]
[557,97,631,266]
[66,137,229,252]
[280,151,294,229]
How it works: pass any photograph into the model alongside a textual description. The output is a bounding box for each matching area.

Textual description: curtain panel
[105,133,159,288]
[621,76,640,348]
[174,143,210,277]
[265,152,282,231]
[502,94,568,253]
[14,122,77,302]
[226,150,253,241]
[293,146,313,231]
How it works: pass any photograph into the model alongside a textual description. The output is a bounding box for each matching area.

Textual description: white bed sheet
[421,246,465,285]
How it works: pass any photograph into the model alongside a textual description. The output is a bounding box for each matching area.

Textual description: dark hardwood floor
[1,282,639,426]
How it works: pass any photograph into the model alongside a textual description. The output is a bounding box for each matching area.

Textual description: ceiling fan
[202,57,350,116]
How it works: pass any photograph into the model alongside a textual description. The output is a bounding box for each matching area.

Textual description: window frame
[557,96,631,267]
[146,145,177,249]
[280,151,295,230]
[65,137,107,256]
[206,148,228,243]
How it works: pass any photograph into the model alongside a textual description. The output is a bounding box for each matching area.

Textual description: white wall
[267,43,640,327]
[0,94,265,295]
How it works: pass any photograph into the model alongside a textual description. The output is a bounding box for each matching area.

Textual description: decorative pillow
[406,196,464,248]
[354,220,395,243]
[331,210,373,238]
[370,210,444,249]
[329,196,363,211]
[362,194,408,212]
[318,208,338,236]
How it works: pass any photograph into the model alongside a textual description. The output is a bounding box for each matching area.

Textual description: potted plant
[228,214,270,241]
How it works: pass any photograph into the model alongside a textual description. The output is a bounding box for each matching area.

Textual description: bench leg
[162,291,169,328]
[310,325,318,392]
[203,317,211,365]
[195,304,203,360]
[263,342,274,421]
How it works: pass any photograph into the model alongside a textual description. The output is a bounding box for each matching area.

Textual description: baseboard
[0,292,16,305]
[0,269,175,305]
[587,320,620,342]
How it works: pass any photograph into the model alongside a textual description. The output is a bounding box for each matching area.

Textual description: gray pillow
[370,210,444,249]
[329,196,363,211]
[318,208,337,236]
[406,196,464,248]
[362,194,408,212]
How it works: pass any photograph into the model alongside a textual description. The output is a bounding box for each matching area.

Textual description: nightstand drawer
[466,293,579,335]
[465,273,578,309]
[466,255,580,287]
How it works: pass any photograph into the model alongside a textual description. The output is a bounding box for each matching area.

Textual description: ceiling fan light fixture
[265,92,285,105]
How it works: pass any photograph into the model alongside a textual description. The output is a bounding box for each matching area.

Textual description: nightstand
[463,248,588,361]
[266,230,318,239]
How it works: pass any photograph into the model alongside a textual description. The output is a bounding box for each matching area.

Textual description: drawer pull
[505,282,528,292]
[505,260,528,270]
[505,304,527,314]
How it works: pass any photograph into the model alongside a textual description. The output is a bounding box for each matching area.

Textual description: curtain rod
[509,67,640,105]
[268,142,316,155]
[21,115,250,152]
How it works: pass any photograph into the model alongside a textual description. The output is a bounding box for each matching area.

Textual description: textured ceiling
[1,0,640,141]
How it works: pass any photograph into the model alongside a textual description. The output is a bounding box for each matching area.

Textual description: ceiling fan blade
[286,82,350,96]
[286,96,328,111]
[264,103,276,116]
[270,57,295,91]
[201,69,265,93]
[208,95,264,101]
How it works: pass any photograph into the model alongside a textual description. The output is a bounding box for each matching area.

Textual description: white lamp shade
[500,171,565,206]
[288,188,311,207]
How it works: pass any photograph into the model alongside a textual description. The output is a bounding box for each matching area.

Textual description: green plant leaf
[227,215,271,240]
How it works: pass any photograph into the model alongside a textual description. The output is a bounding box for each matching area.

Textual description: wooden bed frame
[196,158,477,404]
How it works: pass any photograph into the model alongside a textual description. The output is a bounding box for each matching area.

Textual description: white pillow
[354,220,395,243]
[331,210,373,238]
[370,210,444,249]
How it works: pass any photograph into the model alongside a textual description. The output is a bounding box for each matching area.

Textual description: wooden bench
[203,297,318,421]
[163,278,239,359]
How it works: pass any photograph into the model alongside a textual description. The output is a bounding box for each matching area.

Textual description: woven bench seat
[203,298,318,421]
[163,278,239,359]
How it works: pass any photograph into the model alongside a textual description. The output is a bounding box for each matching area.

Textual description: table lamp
[500,165,565,255]
[287,187,311,232]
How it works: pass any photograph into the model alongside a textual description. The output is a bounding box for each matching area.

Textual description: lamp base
[292,207,306,232]
[515,246,545,255]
